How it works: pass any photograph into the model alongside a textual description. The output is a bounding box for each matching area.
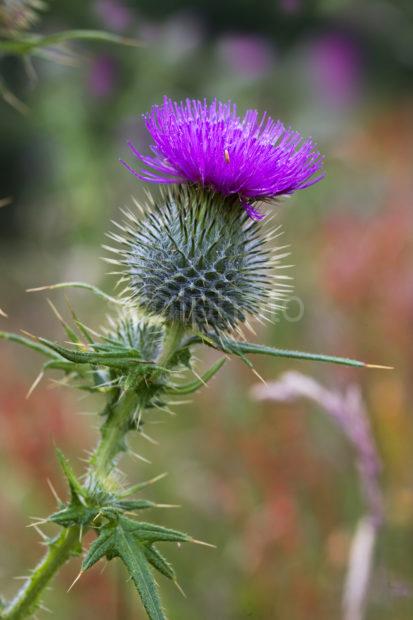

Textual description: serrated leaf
[121,518,192,544]
[38,337,156,370]
[115,499,158,512]
[143,545,176,582]
[83,518,167,620]
[82,525,115,570]
[49,504,97,528]
[117,531,166,620]
[199,334,368,369]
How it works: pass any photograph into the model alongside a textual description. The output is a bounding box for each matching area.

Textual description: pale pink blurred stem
[343,516,377,620]
[252,371,383,620]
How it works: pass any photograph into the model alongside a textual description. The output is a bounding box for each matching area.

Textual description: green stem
[92,389,140,479]
[1,324,184,620]
[1,528,80,620]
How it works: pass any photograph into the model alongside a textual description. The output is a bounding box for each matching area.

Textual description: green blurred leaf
[0,30,140,56]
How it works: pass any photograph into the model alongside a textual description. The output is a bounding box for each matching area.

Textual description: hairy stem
[1,323,185,620]
[1,528,81,620]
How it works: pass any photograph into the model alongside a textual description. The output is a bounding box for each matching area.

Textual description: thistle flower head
[121,97,324,219]
[104,310,164,361]
[108,186,291,336]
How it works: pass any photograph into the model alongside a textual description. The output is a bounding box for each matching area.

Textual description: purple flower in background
[120,97,324,219]
[88,55,117,98]
[94,0,132,32]
[218,35,273,77]
[307,33,362,108]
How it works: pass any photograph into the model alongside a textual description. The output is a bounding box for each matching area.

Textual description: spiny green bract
[107,186,291,336]
[104,311,164,362]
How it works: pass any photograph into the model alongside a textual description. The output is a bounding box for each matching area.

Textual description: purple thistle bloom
[120,97,325,220]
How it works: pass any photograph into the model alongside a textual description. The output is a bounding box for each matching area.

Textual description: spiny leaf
[49,504,97,528]
[82,519,167,620]
[115,499,160,512]
[143,545,176,582]
[165,357,226,395]
[47,299,79,344]
[121,518,192,544]
[0,330,62,359]
[55,448,87,502]
[117,532,166,620]
[37,337,155,370]
[199,335,371,369]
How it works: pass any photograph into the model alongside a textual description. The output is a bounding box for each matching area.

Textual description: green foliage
[192,333,369,369]
[82,515,193,620]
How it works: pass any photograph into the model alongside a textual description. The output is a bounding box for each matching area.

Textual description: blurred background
[1,1,413,618]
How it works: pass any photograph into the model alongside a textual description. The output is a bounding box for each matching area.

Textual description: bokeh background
[1,1,413,618]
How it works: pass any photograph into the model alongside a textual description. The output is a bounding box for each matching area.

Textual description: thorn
[33,525,49,541]
[46,478,62,504]
[0,306,8,318]
[67,570,83,592]
[130,451,151,465]
[38,603,52,613]
[156,503,180,509]
[27,517,49,528]
[26,371,44,399]
[190,538,217,549]
[20,329,38,340]
[174,579,187,598]
[251,368,267,386]
[118,472,168,496]
[365,363,394,370]
[13,576,30,580]
[139,431,159,446]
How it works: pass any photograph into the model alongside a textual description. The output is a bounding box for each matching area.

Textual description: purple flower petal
[122,97,325,216]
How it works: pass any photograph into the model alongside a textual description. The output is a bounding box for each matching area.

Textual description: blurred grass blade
[0,30,140,55]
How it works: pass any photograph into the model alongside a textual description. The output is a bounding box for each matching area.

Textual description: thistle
[108,185,290,336]
[0,98,388,620]
[120,97,324,219]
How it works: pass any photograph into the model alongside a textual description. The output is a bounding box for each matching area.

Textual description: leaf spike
[0,306,8,317]
[118,472,168,497]
[174,580,187,598]
[190,538,217,548]
[46,478,63,505]
[67,570,83,592]
[130,451,152,465]
[365,363,394,370]
[46,298,80,344]
[26,370,44,399]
